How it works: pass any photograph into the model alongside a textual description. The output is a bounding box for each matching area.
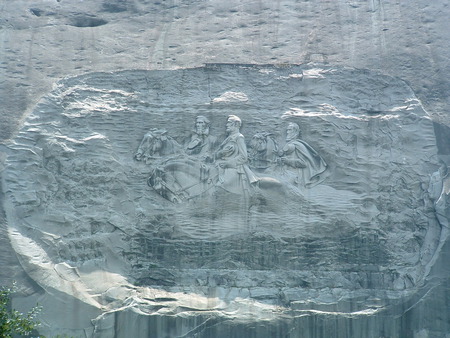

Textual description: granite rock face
[1,0,450,140]
[2,64,449,337]
[1,0,450,337]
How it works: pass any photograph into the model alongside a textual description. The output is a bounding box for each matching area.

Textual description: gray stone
[1,65,449,337]
[1,1,450,337]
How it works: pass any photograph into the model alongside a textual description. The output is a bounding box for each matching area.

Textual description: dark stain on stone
[69,15,108,28]
[29,8,43,17]
[433,122,450,155]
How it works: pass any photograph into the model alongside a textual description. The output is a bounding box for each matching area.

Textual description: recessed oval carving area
[3,65,447,332]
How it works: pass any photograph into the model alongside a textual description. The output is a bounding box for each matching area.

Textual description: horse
[147,156,285,204]
[148,158,219,203]
[248,131,278,171]
[135,128,182,164]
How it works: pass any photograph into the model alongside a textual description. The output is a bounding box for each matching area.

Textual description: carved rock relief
[2,65,448,321]
[136,115,327,203]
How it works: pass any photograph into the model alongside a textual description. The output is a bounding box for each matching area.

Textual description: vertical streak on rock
[150,23,169,70]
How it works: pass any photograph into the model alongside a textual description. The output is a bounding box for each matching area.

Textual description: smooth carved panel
[2,65,448,318]
[137,117,327,203]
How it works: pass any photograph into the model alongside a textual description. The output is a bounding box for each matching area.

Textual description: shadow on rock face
[69,14,108,28]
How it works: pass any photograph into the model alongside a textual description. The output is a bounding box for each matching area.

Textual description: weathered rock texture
[2,65,450,337]
[1,0,450,139]
[1,1,450,338]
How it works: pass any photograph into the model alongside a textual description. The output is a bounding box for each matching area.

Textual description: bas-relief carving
[135,128,182,163]
[277,122,327,187]
[3,66,450,338]
[214,115,259,195]
[185,115,218,161]
[248,131,278,171]
[135,115,327,202]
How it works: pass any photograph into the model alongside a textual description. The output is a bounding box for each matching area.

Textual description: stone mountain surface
[1,1,450,338]
[2,64,450,337]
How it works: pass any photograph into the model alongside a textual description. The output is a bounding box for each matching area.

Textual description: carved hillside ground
[2,65,448,336]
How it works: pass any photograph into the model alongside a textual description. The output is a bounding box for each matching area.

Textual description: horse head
[249,131,278,169]
[135,129,182,163]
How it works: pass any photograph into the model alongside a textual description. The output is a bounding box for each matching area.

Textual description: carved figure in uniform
[142,116,282,203]
[215,115,258,194]
[185,116,218,162]
[278,122,327,187]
